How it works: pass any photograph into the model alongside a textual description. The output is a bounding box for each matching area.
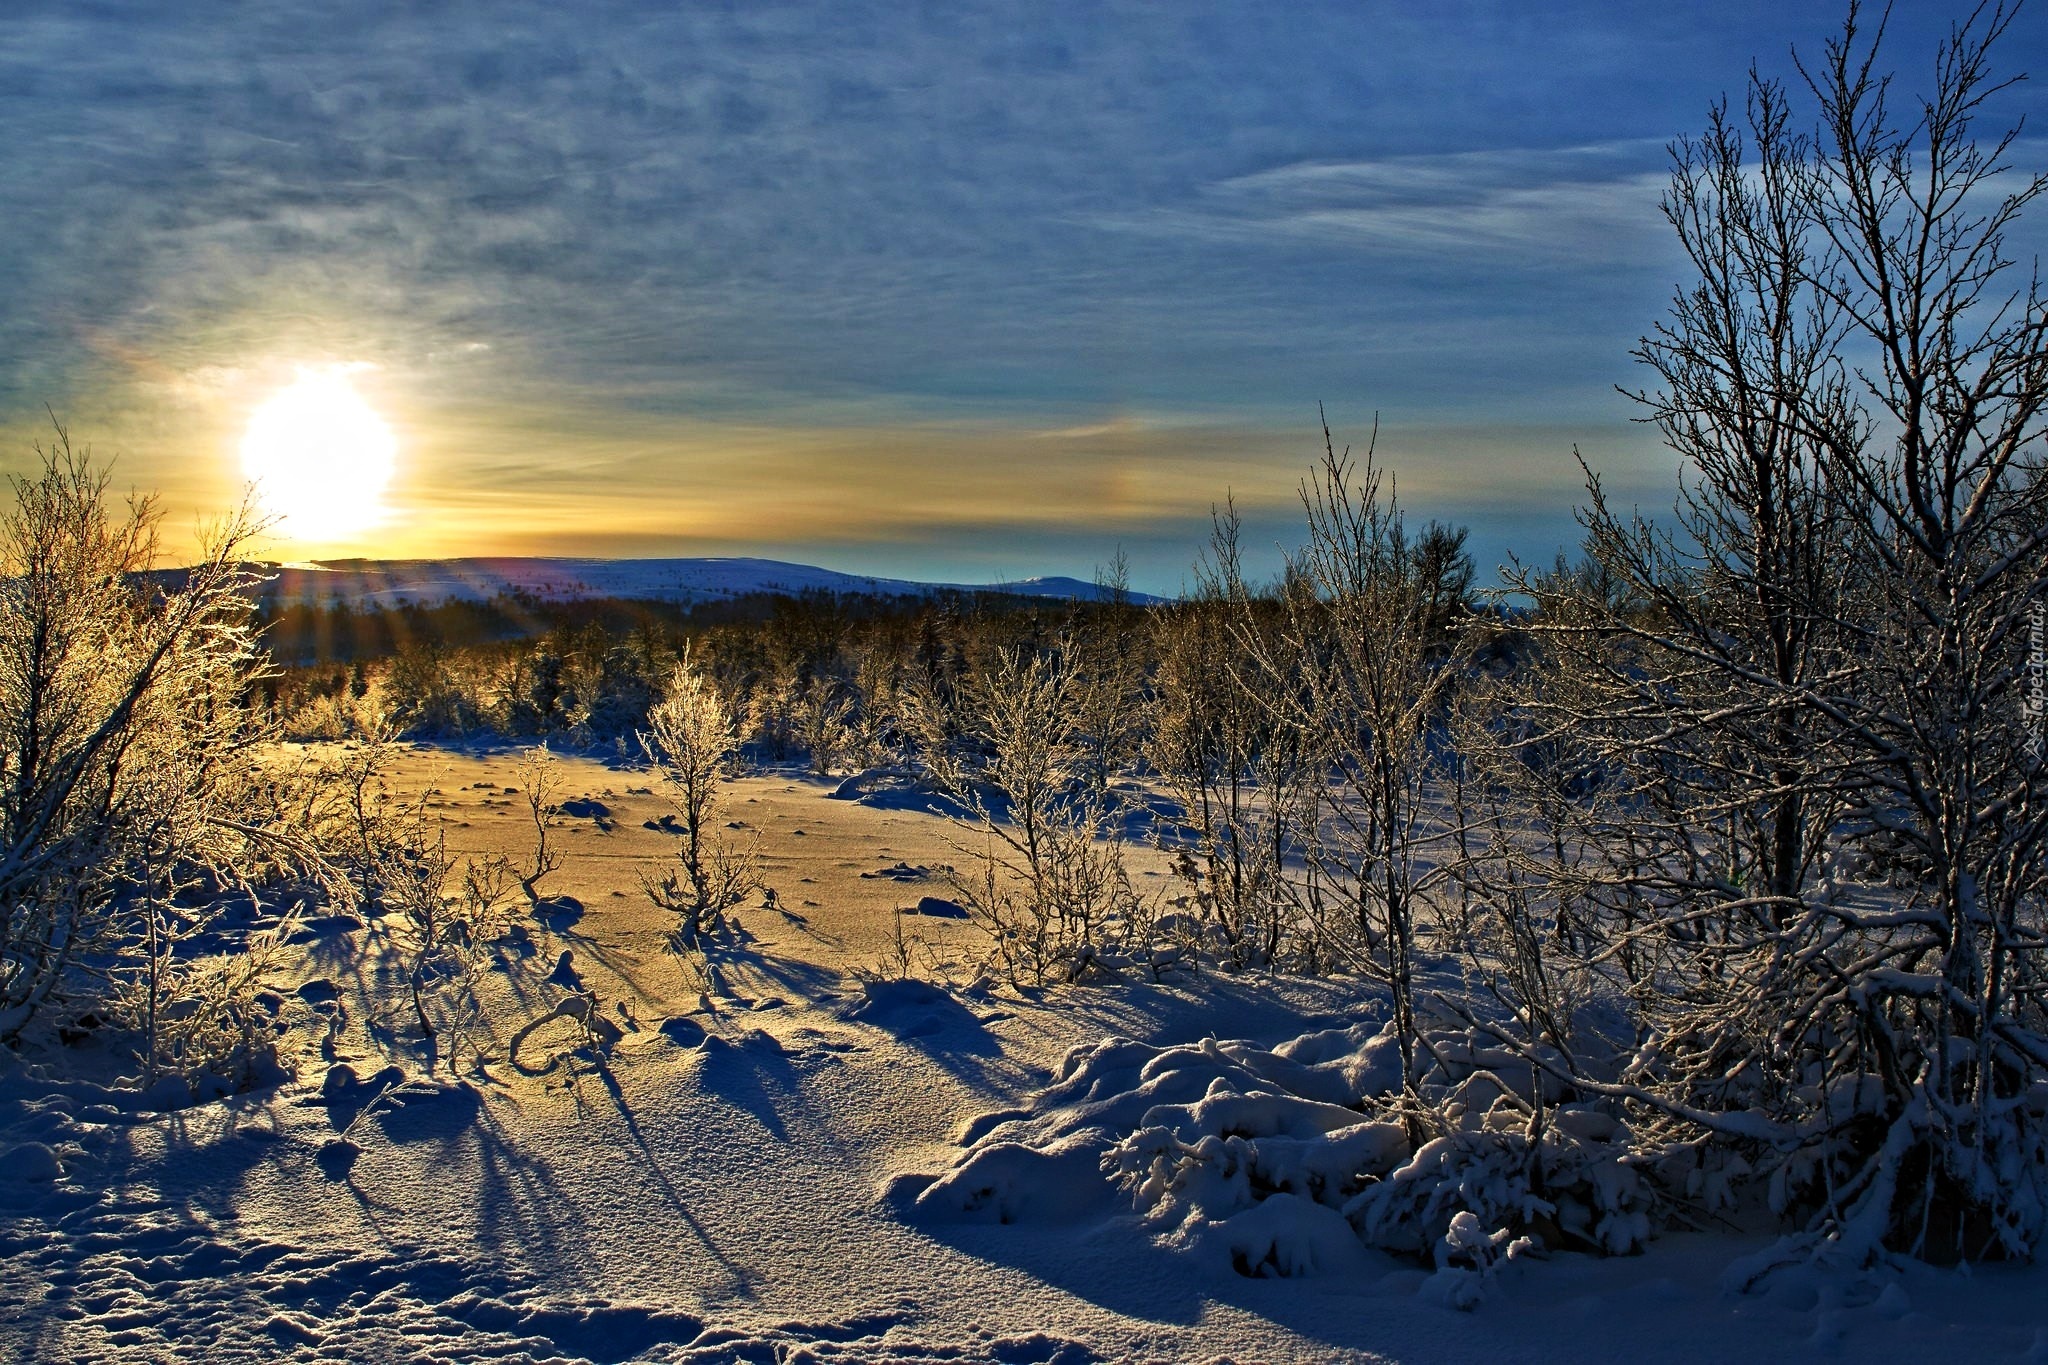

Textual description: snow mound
[2,1140,62,1183]
[828,767,974,818]
[839,980,989,1042]
[907,1027,1404,1240]
[1203,1191,1373,1279]
[905,1018,1655,1281]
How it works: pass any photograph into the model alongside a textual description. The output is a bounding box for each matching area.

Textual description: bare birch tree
[1488,2,2048,1261]
[1242,420,1475,1123]
[0,435,278,1045]
[639,649,763,947]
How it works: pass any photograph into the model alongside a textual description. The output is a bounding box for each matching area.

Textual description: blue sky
[2,1,2043,592]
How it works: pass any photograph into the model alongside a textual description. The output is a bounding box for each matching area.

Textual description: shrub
[0,438,274,1043]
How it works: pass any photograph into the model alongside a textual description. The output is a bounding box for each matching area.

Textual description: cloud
[0,4,1695,427]
[1095,143,1676,266]
[21,0,2021,582]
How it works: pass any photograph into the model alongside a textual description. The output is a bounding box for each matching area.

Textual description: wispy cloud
[1097,143,1675,266]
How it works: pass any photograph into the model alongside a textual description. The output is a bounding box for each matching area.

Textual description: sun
[240,367,397,542]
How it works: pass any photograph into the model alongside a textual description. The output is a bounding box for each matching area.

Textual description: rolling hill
[247,556,1160,611]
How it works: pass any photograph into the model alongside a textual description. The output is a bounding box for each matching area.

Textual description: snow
[4,745,2046,1362]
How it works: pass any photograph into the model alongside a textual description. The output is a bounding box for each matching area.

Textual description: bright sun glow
[240,367,397,541]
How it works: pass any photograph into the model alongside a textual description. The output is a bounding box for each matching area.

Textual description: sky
[2,1,2044,594]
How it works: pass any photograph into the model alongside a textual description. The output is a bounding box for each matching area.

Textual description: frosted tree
[1492,2,2048,1261]
[639,649,762,947]
[0,435,281,1046]
[1149,503,1326,970]
[914,633,1147,984]
[1240,421,1475,1120]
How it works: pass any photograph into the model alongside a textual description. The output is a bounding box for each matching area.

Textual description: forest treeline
[247,581,1103,670]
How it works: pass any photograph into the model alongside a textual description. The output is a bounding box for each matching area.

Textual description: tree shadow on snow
[525,928,672,1025]
[920,1210,1447,1357]
[579,1055,759,1299]
[840,979,998,1054]
[532,894,585,930]
[368,1079,484,1145]
[700,937,846,1009]
[831,977,1049,1100]
[4,1088,334,1361]
[319,1093,612,1301]
[905,1216,1215,1328]
[687,1030,818,1149]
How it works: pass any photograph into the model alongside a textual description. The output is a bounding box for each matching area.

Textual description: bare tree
[639,649,763,947]
[1790,1,2048,1260]
[1489,2,2048,1262]
[1150,503,1325,969]
[1241,419,1475,1121]
[515,743,563,902]
[0,433,277,1044]
[377,824,519,1072]
[915,634,1148,985]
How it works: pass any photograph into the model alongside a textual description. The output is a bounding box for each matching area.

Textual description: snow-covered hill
[251,557,1159,611]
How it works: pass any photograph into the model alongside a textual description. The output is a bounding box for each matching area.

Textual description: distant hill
[245,556,1161,612]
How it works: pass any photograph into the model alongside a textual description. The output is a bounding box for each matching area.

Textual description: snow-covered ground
[251,557,1155,612]
[3,746,2045,1364]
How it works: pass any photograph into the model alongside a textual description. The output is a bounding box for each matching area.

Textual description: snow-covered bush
[1419,1210,1538,1310]
[511,743,563,902]
[913,1026,1395,1230]
[102,857,304,1100]
[378,824,521,1070]
[911,1013,1651,1289]
[382,643,490,737]
[281,718,525,1071]
[1345,1122,1650,1263]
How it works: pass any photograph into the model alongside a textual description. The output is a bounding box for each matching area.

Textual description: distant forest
[254,573,1191,756]
[249,582,1142,670]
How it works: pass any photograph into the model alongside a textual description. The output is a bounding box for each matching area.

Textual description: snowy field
[4,744,2045,1364]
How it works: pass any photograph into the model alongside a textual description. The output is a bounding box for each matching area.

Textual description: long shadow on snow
[328,1086,610,1299]
[841,978,1000,1058]
[2,1085,387,1362]
[701,933,846,1006]
[914,1211,1437,1357]
[582,1056,759,1298]
[538,917,674,1017]
[913,1218,1215,1327]
[685,935,1039,1138]
[834,975,1056,1104]
[689,1028,816,1149]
